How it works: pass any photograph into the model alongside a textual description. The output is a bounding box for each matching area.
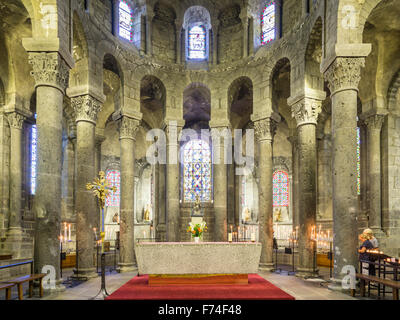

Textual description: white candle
[64,223,67,242]
[228,233,232,242]
[68,224,71,241]
[251,232,256,242]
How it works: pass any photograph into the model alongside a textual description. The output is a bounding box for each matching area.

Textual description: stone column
[165,122,181,241]
[94,132,105,176]
[254,117,276,271]
[363,114,385,230]
[175,21,182,64]
[28,52,69,288]
[241,15,249,58]
[6,112,25,235]
[71,94,102,279]
[118,116,140,272]
[290,97,322,277]
[212,127,228,242]
[287,133,299,227]
[157,163,166,241]
[212,23,219,65]
[146,9,154,56]
[324,57,366,281]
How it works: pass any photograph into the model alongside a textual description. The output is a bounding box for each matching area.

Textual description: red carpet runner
[106,274,295,300]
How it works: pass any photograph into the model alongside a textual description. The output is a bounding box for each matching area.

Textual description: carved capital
[291,98,322,127]
[28,52,70,92]
[254,118,277,142]
[71,95,102,124]
[364,114,385,131]
[324,57,365,94]
[7,112,25,130]
[119,116,141,140]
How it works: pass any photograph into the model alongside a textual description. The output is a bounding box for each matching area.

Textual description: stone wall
[282,0,302,37]
[218,23,243,65]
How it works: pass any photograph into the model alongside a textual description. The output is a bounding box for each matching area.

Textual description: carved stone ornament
[28,52,70,92]
[254,118,277,142]
[324,57,365,94]
[119,116,141,140]
[7,112,25,130]
[71,95,102,124]
[291,98,322,127]
[364,114,385,131]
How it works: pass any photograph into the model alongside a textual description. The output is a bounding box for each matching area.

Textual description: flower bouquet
[187,222,207,242]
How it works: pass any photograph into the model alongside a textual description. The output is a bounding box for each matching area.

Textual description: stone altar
[135,242,262,284]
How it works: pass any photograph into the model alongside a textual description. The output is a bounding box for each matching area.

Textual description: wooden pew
[351,273,400,300]
[3,274,46,300]
[0,283,15,300]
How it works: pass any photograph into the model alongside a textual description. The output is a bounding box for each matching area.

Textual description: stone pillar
[254,117,276,271]
[157,163,166,241]
[6,112,25,235]
[241,15,249,58]
[324,57,366,281]
[71,94,102,279]
[212,127,228,242]
[165,123,181,241]
[212,23,219,65]
[290,97,322,277]
[287,133,299,227]
[363,114,385,230]
[28,52,70,288]
[94,132,105,176]
[146,9,154,56]
[118,116,140,272]
[175,21,182,64]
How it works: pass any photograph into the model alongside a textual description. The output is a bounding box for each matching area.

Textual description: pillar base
[5,228,23,259]
[117,263,138,273]
[295,267,319,279]
[327,277,354,293]
[259,263,275,272]
[71,267,98,280]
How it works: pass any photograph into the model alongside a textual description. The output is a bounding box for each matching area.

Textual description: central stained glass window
[188,25,206,60]
[261,2,276,45]
[119,0,133,42]
[273,170,289,207]
[183,139,212,202]
[106,170,121,207]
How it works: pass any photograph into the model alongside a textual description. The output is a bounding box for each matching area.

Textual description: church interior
[0,0,400,303]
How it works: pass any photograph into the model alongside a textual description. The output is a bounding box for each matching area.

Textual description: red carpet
[106,274,295,300]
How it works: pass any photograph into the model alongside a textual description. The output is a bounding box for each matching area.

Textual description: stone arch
[305,16,324,91]
[388,70,400,112]
[183,82,211,129]
[269,57,291,115]
[140,75,167,128]
[228,76,253,130]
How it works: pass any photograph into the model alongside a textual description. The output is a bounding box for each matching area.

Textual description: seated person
[358,233,375,276]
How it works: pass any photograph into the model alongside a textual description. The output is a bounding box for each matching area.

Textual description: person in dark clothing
[358,234,375,276]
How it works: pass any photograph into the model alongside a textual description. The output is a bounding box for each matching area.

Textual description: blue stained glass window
[106,170,121,207]
[119,0,133,42]
[357,127,361,195]
[273,170,289,207]
[31,118,37,195]
[188,25,206,60]
[261,2,276,45]
[183,139,212,202]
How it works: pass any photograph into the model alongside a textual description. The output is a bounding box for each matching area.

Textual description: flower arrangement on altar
[187,222,208,240]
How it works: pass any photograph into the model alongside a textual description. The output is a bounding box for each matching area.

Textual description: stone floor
[0,265,393,300]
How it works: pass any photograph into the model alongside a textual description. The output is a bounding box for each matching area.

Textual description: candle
[93,227,97,240]
[228,233,232,242]
[64,222,67,242]
[251,232,256,242]
[68,224,71,241]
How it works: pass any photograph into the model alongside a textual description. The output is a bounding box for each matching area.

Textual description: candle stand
[91,252,110,300]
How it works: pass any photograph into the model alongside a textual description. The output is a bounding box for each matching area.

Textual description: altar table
[135,242,262,285]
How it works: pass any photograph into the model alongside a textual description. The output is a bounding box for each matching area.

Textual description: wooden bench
[0,283,15,300]
[1,274,46,300]
[351,273,400,300]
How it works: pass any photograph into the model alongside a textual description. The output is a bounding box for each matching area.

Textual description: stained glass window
[188,25,206,60]
[357,127,361,195]
[119,0,133,42]
[31,117,37,195]
[261,2,276,45]
[106,170,121,207]
[273,170,289,207]
[183,139,212,202]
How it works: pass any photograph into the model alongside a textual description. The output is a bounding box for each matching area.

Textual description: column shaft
[214,142,228,241]
[325,57,365,280]
[118,116,140,272]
